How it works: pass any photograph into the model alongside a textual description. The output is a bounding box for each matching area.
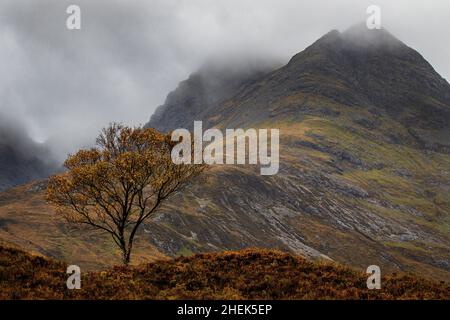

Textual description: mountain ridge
[140,25,450,280]
[146,25,450,152]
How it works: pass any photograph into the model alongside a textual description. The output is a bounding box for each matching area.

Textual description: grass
[0,245,449,300]
[0,183,166,270]
[176,246,195,257]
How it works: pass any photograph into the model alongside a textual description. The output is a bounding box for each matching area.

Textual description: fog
[0,0,449,163]
[0,109,54,166]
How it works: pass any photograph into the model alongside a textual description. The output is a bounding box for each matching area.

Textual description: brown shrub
[1,246,449,300]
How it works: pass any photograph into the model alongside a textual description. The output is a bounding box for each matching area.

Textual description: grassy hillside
[0,182,166,270]
[135,27,450,282]
[1,115,449,279]
[0,246,448,300]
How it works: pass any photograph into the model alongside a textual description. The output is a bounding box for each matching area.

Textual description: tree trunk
[124,241,133,266]
[122,248,130,266]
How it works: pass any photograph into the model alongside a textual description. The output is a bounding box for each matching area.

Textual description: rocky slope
[146,60,275,132]
[147,25,450,151]
[141,25,450,280]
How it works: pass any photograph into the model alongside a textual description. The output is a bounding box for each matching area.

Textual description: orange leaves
[46,123,204,265]
[64,149,101,169]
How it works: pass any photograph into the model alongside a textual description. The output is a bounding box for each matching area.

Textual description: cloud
[0,109,54,167]
[0,0,449,162]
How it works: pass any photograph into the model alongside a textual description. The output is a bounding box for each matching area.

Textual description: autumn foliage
[0,246,449,300]
[46,124,204,265]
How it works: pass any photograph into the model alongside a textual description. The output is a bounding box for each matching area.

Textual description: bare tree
[47,123,204,265]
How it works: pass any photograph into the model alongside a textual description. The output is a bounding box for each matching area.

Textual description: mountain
[140,25,450,280]
[146,59,276,132]
[147,25,450,150]
[1,25,449,280]
[0,119,58,192]
[1,246,449,299]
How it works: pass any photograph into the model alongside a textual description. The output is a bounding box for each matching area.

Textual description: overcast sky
[0,0,449,161]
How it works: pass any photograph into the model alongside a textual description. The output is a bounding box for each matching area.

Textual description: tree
[47,123,204,265]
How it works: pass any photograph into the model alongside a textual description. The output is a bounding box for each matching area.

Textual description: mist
[0,0,449,163]
[0,110,51,164]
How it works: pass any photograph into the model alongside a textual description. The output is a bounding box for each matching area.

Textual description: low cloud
[0,0,449,163]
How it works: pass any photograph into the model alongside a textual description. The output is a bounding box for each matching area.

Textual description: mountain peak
[341,23,404,50]
[146,24,450,139]
[306,23,405,54]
